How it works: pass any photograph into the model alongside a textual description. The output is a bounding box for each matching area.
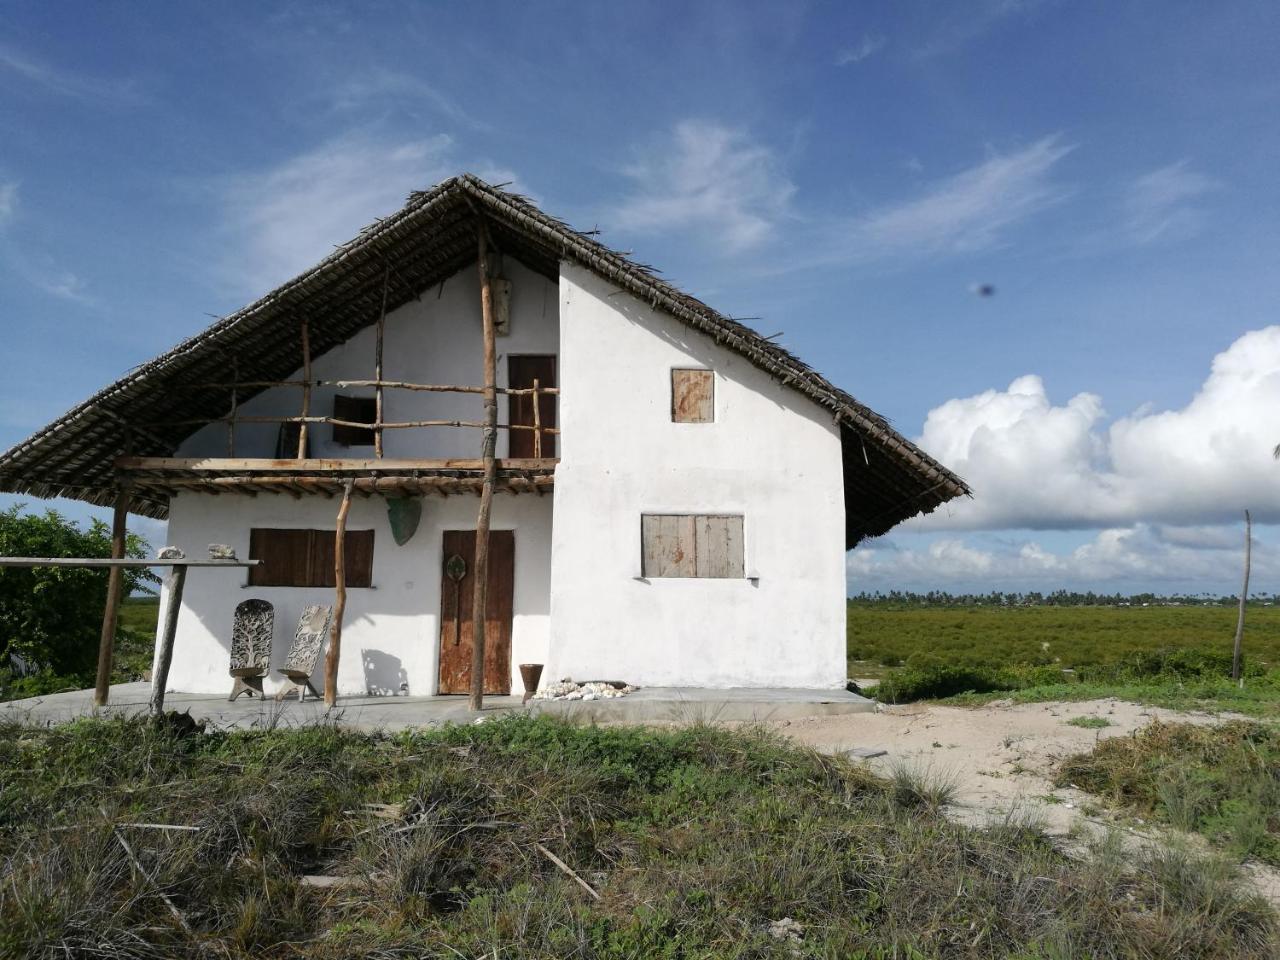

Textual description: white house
[0,176,968,697]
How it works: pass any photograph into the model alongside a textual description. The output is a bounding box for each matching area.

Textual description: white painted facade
[158,256,847,696]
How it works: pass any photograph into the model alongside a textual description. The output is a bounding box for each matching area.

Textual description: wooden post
[532,378,542,459]
[470,220,498,712]
[325,480,354,707]
[149,563,188,718]
[93,488,131,707]
[298,319,311,459]
[227,358,239,457]
[1232,509,1251,685]
[375,266,389,459]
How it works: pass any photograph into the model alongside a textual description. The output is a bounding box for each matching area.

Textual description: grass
[1057,721,1280,866]
[849,601,1280,716]
[1066,716,1113,729]
[1,713,1274,959]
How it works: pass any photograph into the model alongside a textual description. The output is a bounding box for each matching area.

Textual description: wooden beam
[149,563,188,718]
[325,480,354,707]
[470,219,498,713]
[115,456,559,472]
[298,319,311,459]
[374,267,389,459]
[93,488,130,706]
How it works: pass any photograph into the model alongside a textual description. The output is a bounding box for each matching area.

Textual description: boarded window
[275,422,309,459]
[671,369,714,423]
[248,528,375,587]
[641,514,743,578]
[332,395,377,446]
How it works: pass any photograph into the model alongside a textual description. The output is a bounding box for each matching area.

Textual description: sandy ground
[756,697,1280,906]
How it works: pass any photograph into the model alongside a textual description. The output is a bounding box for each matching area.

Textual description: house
[0,175,968,697]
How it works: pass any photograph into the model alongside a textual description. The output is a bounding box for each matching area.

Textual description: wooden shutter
[332,395,376,446]
[641,515,696,577]
[311,529,375,587]
[248,528,374,587]
[671,369,714,423]
[249,529,313,586]
[695,515,744,578]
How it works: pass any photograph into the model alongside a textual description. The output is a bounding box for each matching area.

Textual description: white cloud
[611,120,795,253]
[0,181,16,223]
[836,35,886,65]
[828,136,1073,261]
[848,523,1273,593]
[916,326,1280,530]
[217,133,522,291]
[0,43,141,104]
[1122,160,1218,245]
[329,69,488,131]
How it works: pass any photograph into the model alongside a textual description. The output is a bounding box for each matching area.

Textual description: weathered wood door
[437,529,514,694]
[507,355,557,458]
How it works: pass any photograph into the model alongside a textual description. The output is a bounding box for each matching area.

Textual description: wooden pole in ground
[298,319,311,459]
[94,487,131,706]
[325,480,354,707]
[1232,508,1251,685]
[375,266,389,459]
[149,563,189,718]
[470,220,498,712]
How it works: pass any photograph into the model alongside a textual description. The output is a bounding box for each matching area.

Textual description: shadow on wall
[362,648,409,696]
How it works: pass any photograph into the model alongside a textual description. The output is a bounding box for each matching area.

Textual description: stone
[208,543,236,560]
[157,546,185,560]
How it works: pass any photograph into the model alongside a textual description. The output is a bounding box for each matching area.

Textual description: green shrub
[0,505,154,688]
[875,662,1019,703]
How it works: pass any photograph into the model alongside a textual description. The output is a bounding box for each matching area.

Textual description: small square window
[671,369,714,423]
[332,395,377,446]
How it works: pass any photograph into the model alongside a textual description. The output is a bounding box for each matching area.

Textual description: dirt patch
[758,697,1280,905]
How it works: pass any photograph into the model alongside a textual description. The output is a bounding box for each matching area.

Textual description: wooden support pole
[1232,509,1251,685]
[470,220,498,712]
[298,319,311,459]
[227,358,238,457]
[375,267,389,459]
[325,480,354,707]
[94,488,131,707]
[532,378,542,459]
[149,563,188,718]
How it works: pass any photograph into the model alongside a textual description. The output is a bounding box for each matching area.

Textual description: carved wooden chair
[275,604,333,701]
[228,599,274,701]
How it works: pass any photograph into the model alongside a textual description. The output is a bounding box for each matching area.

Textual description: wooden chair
[228,598,274,701]
[275,604,332,701]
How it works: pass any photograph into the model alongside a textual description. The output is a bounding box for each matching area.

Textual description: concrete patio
[0,682,875,731]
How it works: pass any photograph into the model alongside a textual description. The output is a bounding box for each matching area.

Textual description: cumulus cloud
[917,326,1280,530]
[611,120,795,253]
[847,523,1273,593]
[217,133,521,291]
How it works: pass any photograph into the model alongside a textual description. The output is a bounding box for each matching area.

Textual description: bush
[875,661,1019,703]
[0,505,154,684]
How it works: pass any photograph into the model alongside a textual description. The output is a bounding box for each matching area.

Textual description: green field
[848,602,1280,676]
[848,602,1280,715]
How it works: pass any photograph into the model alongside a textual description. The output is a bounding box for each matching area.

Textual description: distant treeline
[848,590,1270,607]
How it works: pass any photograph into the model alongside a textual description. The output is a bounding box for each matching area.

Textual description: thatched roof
[0,174,968,545]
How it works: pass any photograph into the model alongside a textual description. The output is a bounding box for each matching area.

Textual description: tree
[0,505,155,680]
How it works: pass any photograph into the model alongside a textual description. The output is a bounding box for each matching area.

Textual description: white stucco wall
[545,261,847,689]
[158,491,551,697]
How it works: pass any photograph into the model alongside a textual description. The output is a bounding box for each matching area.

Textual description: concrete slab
[0,682,874,732]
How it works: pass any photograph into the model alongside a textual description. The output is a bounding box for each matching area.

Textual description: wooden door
[508,355,557,458]
[437,529,514,694]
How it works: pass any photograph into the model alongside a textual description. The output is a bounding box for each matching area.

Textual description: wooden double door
[437,529,514,695]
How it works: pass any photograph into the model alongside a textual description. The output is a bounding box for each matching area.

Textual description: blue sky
[2,0,1278,594]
